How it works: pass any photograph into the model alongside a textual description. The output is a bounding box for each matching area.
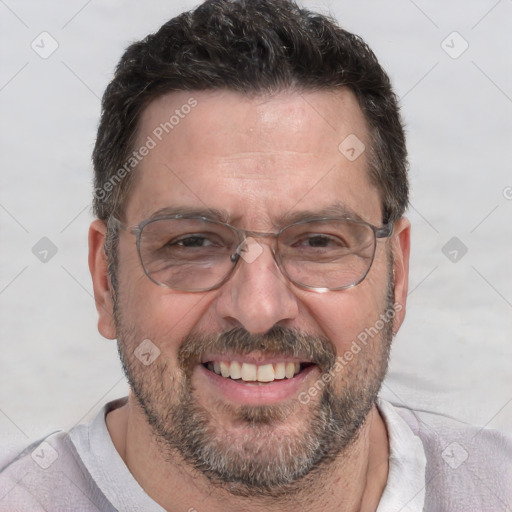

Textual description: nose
[214,238,300,334]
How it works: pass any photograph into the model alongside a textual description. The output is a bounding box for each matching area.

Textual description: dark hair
[93,0,408,257]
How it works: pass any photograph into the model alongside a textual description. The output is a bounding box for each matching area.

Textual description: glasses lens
[278,220,376,289]
[139,218,237,291]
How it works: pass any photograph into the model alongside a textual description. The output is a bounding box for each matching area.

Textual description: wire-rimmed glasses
[110,214,393,292]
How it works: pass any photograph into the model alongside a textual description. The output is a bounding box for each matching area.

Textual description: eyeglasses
[110,214,393,292]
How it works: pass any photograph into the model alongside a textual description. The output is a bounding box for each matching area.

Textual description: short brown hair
[93,0,408,226]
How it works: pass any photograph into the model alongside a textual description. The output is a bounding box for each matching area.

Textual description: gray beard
[113,279,394,498]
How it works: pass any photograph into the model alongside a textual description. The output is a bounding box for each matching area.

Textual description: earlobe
[88,219,116,340]
[390,217,411,335]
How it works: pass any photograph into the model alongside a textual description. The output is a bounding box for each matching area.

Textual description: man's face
[94,89,409,495]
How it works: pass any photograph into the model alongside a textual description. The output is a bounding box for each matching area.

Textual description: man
[1,0,511,510]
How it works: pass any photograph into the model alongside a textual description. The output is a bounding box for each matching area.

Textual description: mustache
[178,325,337,374]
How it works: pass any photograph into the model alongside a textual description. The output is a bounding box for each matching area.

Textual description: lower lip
[195,364,319,405]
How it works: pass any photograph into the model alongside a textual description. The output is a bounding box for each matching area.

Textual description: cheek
[301,265,390,355]
[307,292,378,348]
[128,289,212,351]
[117,246,215,356]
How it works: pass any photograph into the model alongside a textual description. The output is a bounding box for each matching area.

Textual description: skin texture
[89,88,410,512]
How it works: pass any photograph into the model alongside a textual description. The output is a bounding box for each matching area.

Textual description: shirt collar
[376,397,427,512]
[71,396,427,511]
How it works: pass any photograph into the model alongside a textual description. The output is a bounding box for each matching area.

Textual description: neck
[107,395,389,512]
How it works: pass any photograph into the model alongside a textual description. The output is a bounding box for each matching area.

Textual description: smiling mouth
[202,360,315,383]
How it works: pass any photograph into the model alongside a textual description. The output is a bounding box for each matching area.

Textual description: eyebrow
[147,206,231,223]
[144,202,371,227]
[277,203,368,226]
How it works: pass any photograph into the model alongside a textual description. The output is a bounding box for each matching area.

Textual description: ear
[390,217,410,335]
[88,219,116,339]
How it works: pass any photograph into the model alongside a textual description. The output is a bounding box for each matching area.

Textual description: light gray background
[1,0,511,452]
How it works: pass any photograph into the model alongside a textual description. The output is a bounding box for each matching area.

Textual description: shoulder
[387,400,512,511]
[0,430,114,511]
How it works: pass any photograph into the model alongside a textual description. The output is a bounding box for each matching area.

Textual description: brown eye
[173,235,216,248]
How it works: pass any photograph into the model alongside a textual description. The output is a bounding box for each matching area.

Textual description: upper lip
[200,351,313,366]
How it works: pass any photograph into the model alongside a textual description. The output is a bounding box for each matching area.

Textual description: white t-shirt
[1,396,510,511]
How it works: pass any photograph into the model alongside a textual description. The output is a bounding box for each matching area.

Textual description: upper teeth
[208,361,301,382]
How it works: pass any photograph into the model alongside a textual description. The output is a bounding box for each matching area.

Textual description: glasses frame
[110,214,394,293]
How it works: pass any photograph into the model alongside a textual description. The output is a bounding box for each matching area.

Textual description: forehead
[125,88,381,228]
